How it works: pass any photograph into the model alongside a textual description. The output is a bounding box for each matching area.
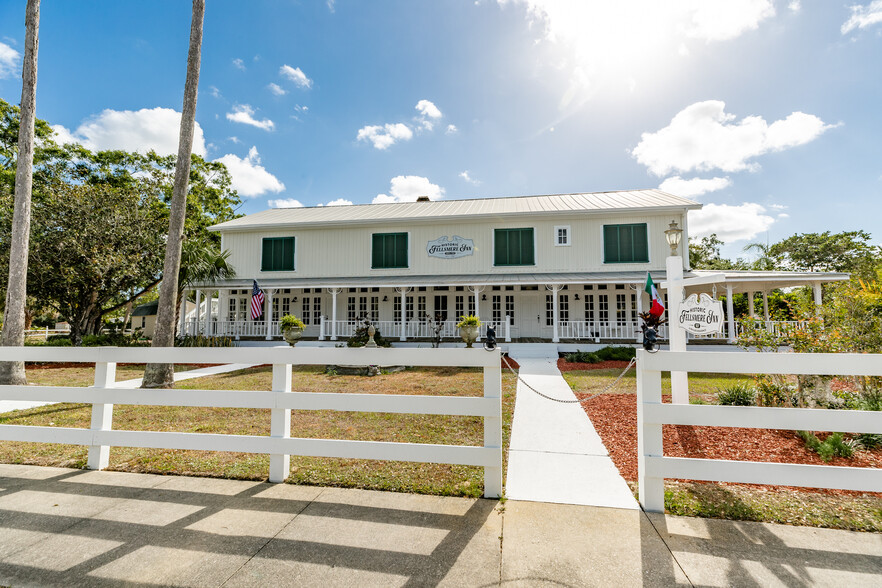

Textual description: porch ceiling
[192,269,848,292]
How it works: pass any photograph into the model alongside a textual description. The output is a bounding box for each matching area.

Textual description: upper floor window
[494,227,535,266]
[372,232,409,269]
[554,225,570,246]
[261,237,295,271]
[603,223,648,264]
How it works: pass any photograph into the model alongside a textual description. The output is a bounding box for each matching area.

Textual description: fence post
[318,316,326,341]
[269,363,293,482]
[483,356,503,499]
[636,350,664,512]
[87,361,117,470]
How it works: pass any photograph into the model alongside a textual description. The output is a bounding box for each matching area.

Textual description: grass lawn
[22,363,199,387]
[0,365,517,498]
[562,367,754,402]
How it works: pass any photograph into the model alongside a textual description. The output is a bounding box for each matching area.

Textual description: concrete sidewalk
[0,363,257,414]
[0,465,879,587]
[505,349,637,509]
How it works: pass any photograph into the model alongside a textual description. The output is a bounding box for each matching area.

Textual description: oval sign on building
[678,293,724,335]
[427,235,474,259]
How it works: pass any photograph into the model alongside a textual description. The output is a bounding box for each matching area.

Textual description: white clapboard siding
[0,346,504,498]
[636,349,882,512]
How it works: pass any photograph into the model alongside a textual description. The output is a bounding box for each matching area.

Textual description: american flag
[250,280,265,320]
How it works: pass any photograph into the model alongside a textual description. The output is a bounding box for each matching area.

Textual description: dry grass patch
[0,365,516,498]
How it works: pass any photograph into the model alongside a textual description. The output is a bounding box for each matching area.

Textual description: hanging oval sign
[427,235,474,259]
[678,293,724,335]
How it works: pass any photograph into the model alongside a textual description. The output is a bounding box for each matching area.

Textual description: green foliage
[595,346,636,361]
[769,230,881,279]
[176,335,234,348]
[456,315,481,327]
[565,350,601,364]
[855,433,882,450]
[797,431,854,462]
[689,234,749,270]
[716,383,755,406]
[755,376,796,407]
[346,325,392,348]
[279,315,306,330]
[27,333,148,347]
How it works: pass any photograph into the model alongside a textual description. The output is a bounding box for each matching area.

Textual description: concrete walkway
[0,363,257,414]
[0,465,878,587]
[505,345,638,509]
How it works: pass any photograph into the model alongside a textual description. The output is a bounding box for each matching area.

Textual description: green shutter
[372,232,408,268]
[262,238,273,271]
[603,224,647,263]
[261,237,295,271]
[494,228,534,266]
[521,228,534,264]
[632,225,648,262]
[495,230,508,265]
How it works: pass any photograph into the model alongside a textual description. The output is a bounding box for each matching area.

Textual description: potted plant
[279,314,306,346]
[456,315,481,348]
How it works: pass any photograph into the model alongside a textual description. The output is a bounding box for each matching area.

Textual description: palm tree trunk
[142,0,205,388]
[0,0,40,386]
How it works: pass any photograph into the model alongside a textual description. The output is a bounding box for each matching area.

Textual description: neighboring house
[185,190,846,342]
[132,300,196,338]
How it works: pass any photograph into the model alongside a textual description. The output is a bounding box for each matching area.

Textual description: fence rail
[636,350,882,512]
[0,346,503,498]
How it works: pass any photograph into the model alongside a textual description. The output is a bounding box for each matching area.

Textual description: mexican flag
[644,273,665,317]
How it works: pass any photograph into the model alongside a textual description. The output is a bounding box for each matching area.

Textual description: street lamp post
[664,220,690,405]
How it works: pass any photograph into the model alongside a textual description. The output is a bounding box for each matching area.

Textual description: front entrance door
[517,293,541,338]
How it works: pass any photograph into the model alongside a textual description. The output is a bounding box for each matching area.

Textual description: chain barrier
[500,354,637,405]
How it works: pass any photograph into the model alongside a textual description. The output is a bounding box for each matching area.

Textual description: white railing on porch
[636,349,882,513]
[322,319,511,342]
[0,346,503,498]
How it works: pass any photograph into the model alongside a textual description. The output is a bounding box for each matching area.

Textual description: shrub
[347,325,391,348]
[797,431,854,462]
[176,335,234,347]
[755,376,796,407]
[855,433,882,450]
[565,350,601,364]
[279,315,306,330]
[456,315,481,328]
[717,383,755,406]
[81,333,150,347]
[595,346,637,361]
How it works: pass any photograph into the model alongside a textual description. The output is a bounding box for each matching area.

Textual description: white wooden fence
[0,346,503,498]
[636,350,882,512]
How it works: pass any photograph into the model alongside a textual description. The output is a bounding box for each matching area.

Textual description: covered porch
[182,270,847,344]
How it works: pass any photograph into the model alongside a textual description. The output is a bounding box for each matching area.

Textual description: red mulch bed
[579,392,882,497]
[502,356,520,370]
[557,358,630,372]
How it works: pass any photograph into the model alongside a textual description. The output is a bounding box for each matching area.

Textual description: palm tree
[142,0,205,388]
[0,0,40,386]
[743,241,778,271]
[173,240,235,334]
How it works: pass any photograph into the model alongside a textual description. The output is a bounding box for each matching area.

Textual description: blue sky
[1,1,880,259]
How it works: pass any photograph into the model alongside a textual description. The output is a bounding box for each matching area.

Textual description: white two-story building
[185,190,846,343]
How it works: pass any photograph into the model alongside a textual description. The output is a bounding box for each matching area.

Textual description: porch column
[395,286,411,341]
[193,289,202,336]
[812,282,823,308]
[204,291,213,336]
[178,291,187,337]
[468,286,485,341]
[762,291,770,322]
[265,289,274,340]
[546,284,560,343]
[505,314,511,342]
[748,290,755,318]
[726,284,736,343]
[328,287,342,341]
[217,290,228,336]
[635,284,643,343]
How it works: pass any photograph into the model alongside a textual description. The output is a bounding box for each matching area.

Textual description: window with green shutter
[603,224,649,263]
[494,228,535,266]
[261,237,296,271]
[372,232,409,269]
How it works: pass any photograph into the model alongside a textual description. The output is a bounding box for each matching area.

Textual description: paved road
[0,465,879,587]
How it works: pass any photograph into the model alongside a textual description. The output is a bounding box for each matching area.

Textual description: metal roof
[210,189,701,231]
[193,269,847,291]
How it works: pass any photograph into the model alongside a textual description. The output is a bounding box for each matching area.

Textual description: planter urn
[460,325,479,348]
[282,327,303,346]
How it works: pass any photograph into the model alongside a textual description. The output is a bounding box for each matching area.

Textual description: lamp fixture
[382,295,388,302]
[574,293,580,301]
[482,294,487,301]
[292,297,298,302]
[664,220,683,257]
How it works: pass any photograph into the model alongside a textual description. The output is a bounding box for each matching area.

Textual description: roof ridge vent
[416,195,431,202]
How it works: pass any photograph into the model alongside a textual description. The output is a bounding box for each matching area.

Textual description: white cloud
[459,170,481,186]
[226,104,275,131]
[373,175,445,204]
[280,65,313,89]
[325,198,353,206]
[446,124,458,134]
[842,1,882,34]
[788,1,801,13]
[688,203,775,242]
[357,123,413,150]
[267,83,287,96]
[0,41,20,79]
[228,136,240,144]
[631,100,834,176]
[327,0,336,13]
[415,99,443,130]
[681,0,776,42]
[216,146,285,198]
[50,107,207,156]
[658,176,731,198]
[232,58,245,70]
[208,85,222,99]
[268,198,303,208]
